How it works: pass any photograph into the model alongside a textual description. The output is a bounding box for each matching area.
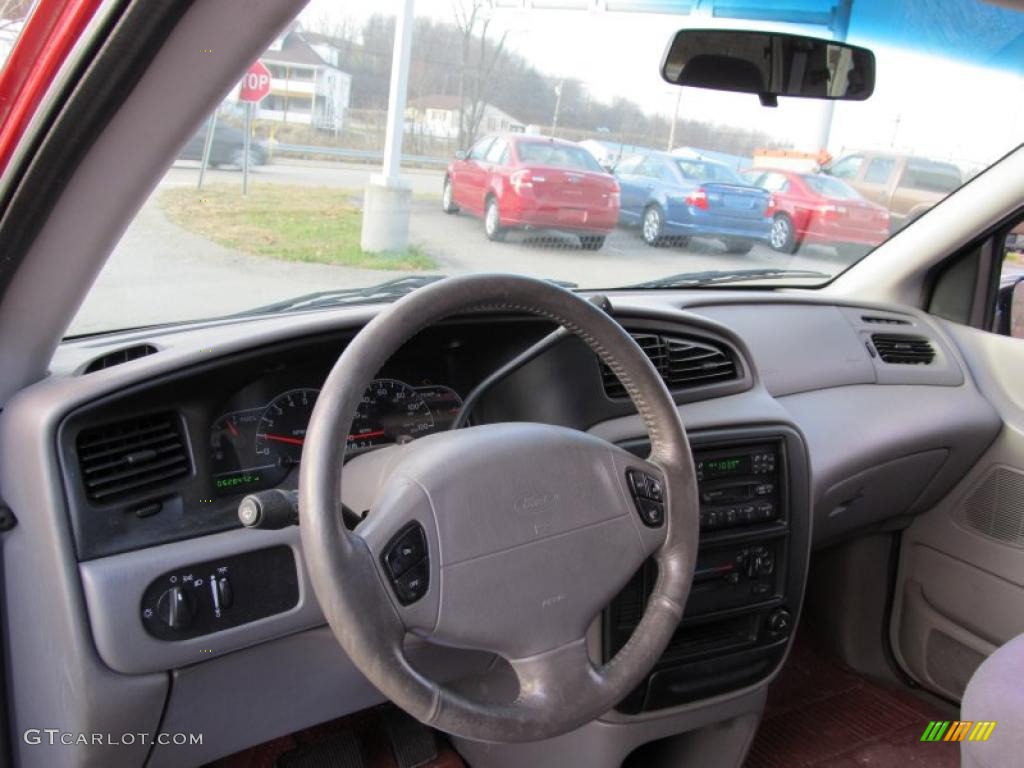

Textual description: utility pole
[551,80,563,137]
[889,114,901,148]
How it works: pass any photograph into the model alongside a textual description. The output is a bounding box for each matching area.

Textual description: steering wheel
[299,274,699,742]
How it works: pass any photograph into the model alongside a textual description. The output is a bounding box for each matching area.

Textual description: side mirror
[454,150,468,160]
[994,274,1024,338]
[599,159,616,174]
[662,29,875,106]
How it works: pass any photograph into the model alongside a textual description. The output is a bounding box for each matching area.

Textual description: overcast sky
[299,0,1023,169]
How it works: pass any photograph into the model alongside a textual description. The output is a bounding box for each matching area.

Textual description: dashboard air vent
[871,334,935,365]
[76,413,189,503]
[82,344,158,373]
[861,315,910,325]
[600,332,737,398]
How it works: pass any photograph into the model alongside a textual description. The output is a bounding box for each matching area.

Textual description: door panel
[890,321,1024,700]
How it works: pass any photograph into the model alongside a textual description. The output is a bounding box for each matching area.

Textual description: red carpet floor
[746,631,961,768]
[209,706,464,768]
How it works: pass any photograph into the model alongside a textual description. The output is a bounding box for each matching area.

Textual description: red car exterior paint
[446,134,620,237]
[744,168,890,249]
[0,0,104,173]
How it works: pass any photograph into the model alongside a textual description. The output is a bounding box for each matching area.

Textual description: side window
[615,155,643,175]
[484,137,508,164]
[639,157,664,179]
[901,161,962,194]
[761,173,789,192]
[830,155,862,181]
[995,219,1024,338]
[469,137,494,161]
[863,158,895,185]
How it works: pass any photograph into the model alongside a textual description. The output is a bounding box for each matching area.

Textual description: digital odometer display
[698,455,750,480]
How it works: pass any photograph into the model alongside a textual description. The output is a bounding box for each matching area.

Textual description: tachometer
[348,379,434,450]
[255,388,319,466]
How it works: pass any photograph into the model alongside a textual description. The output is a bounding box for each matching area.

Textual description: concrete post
[361,0,415,253]
[815,0,853,153]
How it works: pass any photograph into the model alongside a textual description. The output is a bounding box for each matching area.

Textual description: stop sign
[239,61,272,103]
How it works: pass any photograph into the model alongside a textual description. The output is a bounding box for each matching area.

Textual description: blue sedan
[615,153,772,253]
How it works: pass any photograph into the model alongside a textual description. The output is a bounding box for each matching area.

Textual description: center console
[610,427,809,714]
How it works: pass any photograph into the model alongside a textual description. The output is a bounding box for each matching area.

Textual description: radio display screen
[699,455,751,479]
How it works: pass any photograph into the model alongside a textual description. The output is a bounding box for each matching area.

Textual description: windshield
[66,0,1024,335]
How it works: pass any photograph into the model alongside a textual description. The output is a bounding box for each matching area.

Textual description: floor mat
[745,631,960,768]
[208,706,465,768]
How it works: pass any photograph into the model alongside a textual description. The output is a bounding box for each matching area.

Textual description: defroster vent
[601,332,737,398]
[77,412,190,503]
[82,344,158,373]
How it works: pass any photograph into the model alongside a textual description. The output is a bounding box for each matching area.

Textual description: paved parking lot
[70,160,853,334]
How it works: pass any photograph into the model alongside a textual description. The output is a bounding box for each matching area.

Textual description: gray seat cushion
[960,633,1024,768]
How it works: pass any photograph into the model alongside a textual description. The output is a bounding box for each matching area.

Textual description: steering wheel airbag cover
[299,274,698,742]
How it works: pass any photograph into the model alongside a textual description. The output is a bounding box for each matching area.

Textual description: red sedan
[442,134,620,250]
[742,168,890,255]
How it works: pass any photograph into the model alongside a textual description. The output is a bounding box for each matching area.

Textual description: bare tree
[452,0,509,150]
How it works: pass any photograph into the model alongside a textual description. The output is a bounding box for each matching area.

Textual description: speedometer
[255,388,319,467]
[348,378,434,450]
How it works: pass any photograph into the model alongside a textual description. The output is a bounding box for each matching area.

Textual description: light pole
[360,0,415,253]
[667,89,682,151]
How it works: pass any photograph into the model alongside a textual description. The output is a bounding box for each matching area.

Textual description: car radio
[696,443,781,530]
[606,437,796,713]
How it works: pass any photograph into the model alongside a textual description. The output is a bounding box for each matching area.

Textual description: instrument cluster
[209,379,462,495]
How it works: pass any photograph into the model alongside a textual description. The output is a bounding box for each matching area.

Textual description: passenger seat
[959,633,1024,767]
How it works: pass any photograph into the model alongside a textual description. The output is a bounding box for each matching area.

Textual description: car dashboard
[0,290,1003,767]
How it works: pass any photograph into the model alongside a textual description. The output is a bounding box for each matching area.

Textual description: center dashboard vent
[871,333,936,365]
[82,344,158,373]
[600,332,737,398]
[76,412,190,503]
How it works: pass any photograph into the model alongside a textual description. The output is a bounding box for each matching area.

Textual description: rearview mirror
[662,29,875,106]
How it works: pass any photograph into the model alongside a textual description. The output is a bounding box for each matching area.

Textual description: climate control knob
[156,585,196,630]
[767,608,792,635]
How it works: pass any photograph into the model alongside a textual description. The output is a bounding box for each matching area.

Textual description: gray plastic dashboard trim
[79,526,324,675]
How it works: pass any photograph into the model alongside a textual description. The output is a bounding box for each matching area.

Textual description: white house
[255,25,352,131]
[406,95,525,140]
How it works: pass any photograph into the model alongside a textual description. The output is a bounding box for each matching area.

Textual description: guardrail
[271,143,450,168]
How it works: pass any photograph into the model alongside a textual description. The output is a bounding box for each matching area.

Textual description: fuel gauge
[210,408,275,494]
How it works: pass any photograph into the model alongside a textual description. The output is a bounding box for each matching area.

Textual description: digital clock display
[699,455,750,479]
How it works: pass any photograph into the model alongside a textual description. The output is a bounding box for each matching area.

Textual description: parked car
[823,151,962,232]
[442,134,619,250]
[177,120,267,168]
[742,168,890,255]
[614,153,771,253]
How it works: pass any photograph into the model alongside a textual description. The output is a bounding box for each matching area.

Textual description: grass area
[158,183,437,271]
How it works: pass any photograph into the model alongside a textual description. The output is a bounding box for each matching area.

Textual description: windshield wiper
[628,268,831,289]
[226,275,579,318]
